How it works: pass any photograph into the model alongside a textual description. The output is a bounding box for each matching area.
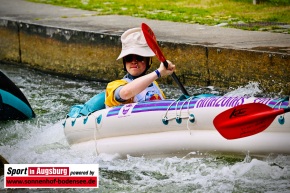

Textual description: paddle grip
[163,60,169,68]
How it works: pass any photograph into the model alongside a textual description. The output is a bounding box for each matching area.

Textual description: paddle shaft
[283,107,290,114]
[162,60,189,96]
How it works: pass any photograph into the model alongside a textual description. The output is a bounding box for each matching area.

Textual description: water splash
[225,81,262,97]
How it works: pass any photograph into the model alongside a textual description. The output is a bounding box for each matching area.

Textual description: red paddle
[141,23,189,96]
[213,103,290,140]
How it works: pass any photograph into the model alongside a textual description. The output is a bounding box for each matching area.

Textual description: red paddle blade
[141,23,166,63]
[213,103,285,140]
[141,23,190,96]
[141,23,157,41]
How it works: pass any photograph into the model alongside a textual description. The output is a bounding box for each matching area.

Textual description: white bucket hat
[117,27,155,60]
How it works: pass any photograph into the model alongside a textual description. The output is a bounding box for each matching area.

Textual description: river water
[0,63,289,192]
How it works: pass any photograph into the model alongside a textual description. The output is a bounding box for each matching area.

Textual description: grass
[28,0,290,33]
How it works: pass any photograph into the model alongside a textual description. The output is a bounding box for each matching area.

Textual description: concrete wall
[0,18,289,95]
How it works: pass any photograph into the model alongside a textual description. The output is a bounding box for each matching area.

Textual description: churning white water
[0,63,289,192]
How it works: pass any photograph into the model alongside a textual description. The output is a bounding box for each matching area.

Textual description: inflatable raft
[63,92,290,157]
[0,71,35,120]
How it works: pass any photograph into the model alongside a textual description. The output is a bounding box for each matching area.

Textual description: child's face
[124,54,148,76]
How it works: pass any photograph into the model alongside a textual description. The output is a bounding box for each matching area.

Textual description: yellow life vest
[105,77,165,107]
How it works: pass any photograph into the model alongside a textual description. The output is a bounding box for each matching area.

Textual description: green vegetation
[28,0,290,33]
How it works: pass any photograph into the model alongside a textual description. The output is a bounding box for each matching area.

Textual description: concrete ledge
[0,18,289,95]
[0,19,20,63]
[0,19,123,82]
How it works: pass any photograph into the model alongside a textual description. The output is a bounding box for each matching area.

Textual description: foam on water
[225,81,263,97]
[1,63,290,192]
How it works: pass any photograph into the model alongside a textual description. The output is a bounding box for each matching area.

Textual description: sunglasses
[124,54,145,62]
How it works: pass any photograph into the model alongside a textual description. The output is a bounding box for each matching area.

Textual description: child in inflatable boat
[105,27,176,107]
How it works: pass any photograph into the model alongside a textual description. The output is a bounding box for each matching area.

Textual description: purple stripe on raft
[268,100,289,108]
[108,100,199,115]
[134,100,198,108]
